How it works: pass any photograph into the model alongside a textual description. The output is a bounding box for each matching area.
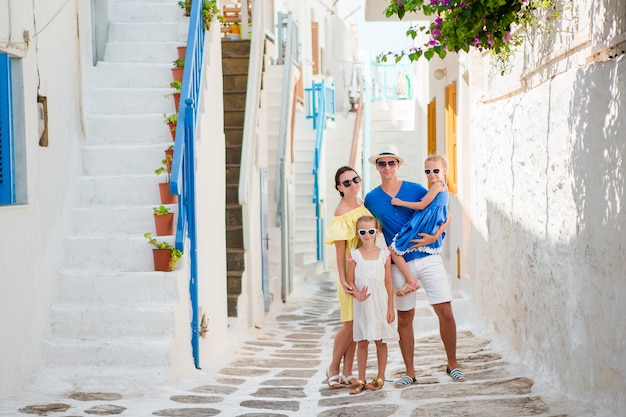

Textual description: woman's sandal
[326,368,344,389]
[341,374,358,387]
[396,281,420,297]
[349,379,366,395]
[365,377,384,391]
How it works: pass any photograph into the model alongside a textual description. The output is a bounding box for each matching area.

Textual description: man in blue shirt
[364,145,466,384]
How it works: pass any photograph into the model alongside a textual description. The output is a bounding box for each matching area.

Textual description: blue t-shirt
[364,181,430,262]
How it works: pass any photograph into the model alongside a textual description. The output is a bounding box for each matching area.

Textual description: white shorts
[392,254,452,311]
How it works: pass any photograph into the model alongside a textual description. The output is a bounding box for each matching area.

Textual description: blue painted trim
[0,53,15,205]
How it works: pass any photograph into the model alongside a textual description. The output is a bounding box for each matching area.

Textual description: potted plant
[172,58,184,82]
[177,0,191,17]
[202,0,223,31]
[155,155,177,204]
[153,205,175,236]
[145,233,183,271]
[163,113,177,140]
[170,80,182,111]
[177,45,186,60]
[164,144,174,170]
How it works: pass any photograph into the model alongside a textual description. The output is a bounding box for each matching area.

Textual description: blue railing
[169,0,205,369]
[308,80,335,261]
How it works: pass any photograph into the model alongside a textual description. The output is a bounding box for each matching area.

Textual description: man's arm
[409,212,452,248]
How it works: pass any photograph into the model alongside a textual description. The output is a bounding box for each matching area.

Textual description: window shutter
[0,52,16,204]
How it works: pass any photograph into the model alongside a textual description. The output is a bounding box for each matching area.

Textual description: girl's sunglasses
[358,228,377,236]
[424,168,441,175]
[340,176,361,187]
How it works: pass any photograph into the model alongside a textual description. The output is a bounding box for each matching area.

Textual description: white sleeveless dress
[350,248,399,343]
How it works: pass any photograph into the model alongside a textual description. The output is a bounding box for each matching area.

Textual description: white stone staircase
[41,0,194,389]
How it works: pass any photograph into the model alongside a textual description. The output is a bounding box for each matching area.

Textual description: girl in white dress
[346,216,399,394]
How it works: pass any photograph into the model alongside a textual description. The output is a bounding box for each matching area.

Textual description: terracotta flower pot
[154,213,175,236]
[173,93,180,111]
[159,183,178,204]
[152,249,173,272]
[177,46,186,60]
[167,122,176,140]
[171,67,183,82]
[165,149,174,170]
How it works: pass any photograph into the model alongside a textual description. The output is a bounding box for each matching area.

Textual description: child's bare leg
[350,340,369,395]
[365,340,387,391]
[389,250,419,295]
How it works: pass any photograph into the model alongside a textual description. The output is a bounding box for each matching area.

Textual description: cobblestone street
[1,271,600,417]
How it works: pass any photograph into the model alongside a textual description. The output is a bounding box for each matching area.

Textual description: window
[0,52,15,205]
[427,98,436,156]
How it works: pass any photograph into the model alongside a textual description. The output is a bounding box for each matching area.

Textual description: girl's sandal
[365,377,384,391]
[349,380,366,395]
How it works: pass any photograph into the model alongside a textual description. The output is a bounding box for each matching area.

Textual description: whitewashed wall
[460,55,625,414]
[0,0,82,396]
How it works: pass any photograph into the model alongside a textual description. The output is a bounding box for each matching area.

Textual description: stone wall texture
[464,55,625,414]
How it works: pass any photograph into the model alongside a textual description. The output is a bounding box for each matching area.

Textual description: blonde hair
[425,154,448,170]
[355,215,380,248]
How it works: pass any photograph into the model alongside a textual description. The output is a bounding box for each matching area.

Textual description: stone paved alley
[0,271,602,417]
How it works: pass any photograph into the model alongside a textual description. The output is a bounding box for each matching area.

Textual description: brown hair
[334,166,358,197]
[355,215,380,247]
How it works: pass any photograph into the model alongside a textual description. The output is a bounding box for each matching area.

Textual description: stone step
[44,337,173,367]
[71,205,177,235]
[77,175,162,206]
[88,87,174,115]
[104,41,184,64]
[108,22,180,42]
[84,114,172,145]
[64,235,172,272]
[50,303,177,339]
[81,143,169,176]
[91,62,173,88]
[57,269,180,305]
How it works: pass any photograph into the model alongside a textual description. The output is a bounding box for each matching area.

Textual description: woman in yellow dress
[324,166,372,388]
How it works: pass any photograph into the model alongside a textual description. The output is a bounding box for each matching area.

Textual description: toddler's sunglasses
[358,228,377,236]
[340,176,361,187]
[424,168,441,175]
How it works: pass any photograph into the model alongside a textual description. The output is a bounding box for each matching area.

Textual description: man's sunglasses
[424,168,441,175]
[340,176,361,187]
[358,228,377,236]
[377,160,397,167]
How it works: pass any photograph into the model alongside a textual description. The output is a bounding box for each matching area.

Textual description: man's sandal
[349,379,366,395]
[396,281,420,297]
[365,377,384,391]
[326,368,344,389]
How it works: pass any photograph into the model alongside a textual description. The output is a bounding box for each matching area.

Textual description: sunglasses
[340,176,361,187]
[424,168,441,175]
[357,228,377,236]
[377,160,397,167]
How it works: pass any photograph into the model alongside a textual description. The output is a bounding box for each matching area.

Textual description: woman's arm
[335,240,352,292]
[391,182,444,210]
[384,257,395,323]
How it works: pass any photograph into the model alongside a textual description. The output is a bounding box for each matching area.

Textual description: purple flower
[503,31,512,43]
[473,37,480,46]
[431,28,441,39]
[435,17,443,26]
[396,0,404,6]
[429,39,437,46]
[441,0,450,5]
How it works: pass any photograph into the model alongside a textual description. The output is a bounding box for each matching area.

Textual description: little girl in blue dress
[390,155,449,257]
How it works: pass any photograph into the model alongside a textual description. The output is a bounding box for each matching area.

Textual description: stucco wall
[463,56,625,413]
[0,0,82,396]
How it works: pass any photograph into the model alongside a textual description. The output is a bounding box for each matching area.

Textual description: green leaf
[424,49,435,60]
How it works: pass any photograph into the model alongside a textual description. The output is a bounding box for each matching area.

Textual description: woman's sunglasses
[357,228,377,236]
[340,176,361,187]
[424,168,441,175]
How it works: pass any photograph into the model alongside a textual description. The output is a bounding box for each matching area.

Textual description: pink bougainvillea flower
[473,37,480,46]
[503,31,512,43]
[396,0,404,6]
[434,17,443,26]
[431,28,441,38]
[429,39,437,46]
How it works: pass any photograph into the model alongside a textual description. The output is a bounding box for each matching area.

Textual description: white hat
[368,144,406,165]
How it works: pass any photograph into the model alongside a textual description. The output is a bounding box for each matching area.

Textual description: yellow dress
[325,205,372,322]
